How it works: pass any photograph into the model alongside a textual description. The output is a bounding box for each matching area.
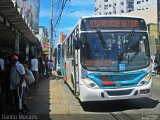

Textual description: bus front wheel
[71,75,77,96]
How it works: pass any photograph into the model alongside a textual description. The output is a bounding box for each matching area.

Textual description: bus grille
[106,89,133,96]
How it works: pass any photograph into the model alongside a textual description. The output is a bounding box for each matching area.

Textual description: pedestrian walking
[47,60,54,77]
[30,55,39,86]
[44,57,49,78]
[10,54,28,113]
[38,57,45,80]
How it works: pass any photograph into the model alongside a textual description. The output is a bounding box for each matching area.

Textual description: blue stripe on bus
[86,71,147,89]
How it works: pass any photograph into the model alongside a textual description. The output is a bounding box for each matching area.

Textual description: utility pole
[157,0,160,64]
[50,0,54,60]
[158,0,160,39]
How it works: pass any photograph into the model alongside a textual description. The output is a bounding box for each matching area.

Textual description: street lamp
[51,10,76,58]
[54,9,76,43]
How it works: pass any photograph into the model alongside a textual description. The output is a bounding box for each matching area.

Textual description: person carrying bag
[10,55,29,113]
[25,68,35,85]
[23,61,35,85]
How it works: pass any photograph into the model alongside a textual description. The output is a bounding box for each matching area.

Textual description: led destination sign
[81,17,147,31]
[90,20,138,28]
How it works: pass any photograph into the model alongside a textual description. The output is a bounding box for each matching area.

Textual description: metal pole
[157,0,160,63]
[50,0,54,60]
[158,0,160,39]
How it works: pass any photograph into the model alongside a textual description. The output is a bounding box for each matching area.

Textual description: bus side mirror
[74,40,80,50]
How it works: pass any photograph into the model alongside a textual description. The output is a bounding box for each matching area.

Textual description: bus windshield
[81,31,150,71]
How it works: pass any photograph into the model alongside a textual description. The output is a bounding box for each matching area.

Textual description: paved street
[49,74,160,120]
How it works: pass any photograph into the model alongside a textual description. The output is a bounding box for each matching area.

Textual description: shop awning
[0,0,41,48]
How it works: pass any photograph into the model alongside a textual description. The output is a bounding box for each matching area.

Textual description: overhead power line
[53,0,69,34]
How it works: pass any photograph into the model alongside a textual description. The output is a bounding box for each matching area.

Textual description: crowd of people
[0,53,54,114]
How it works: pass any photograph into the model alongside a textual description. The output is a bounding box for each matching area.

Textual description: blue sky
[39,0,94,45]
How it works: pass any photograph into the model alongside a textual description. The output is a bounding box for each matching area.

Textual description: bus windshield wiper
[96,30,106,48]
[125,30,135,51]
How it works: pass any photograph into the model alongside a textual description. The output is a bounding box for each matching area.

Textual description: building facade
[59,32,66,44]
[134,0,157,11]
[94,0,134,15]
[36,27,49,55]
[0,0,41,60]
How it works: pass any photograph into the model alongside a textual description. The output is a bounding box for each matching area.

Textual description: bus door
[73,42,80,96]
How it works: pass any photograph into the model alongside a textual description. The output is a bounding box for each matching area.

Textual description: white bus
[60,15,152,102]
[53,43,62,75]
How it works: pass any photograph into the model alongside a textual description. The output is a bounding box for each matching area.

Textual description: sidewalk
[1,76,52,120]
[27,78,51,120]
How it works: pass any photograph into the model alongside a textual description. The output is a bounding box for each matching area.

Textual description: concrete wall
[134,0,157,10]
[149,23,158,39]
[148,24,157,55]
[123,8,157,24]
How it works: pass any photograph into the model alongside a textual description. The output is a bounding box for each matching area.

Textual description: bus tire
[74,84,77,97]
[63,78,67,84]
[71,75,77,96]
[58,71,61,75]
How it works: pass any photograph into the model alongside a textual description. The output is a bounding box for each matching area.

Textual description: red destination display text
[90,20,139,28]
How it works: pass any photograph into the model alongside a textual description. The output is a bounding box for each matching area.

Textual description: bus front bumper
[79,80,152,102]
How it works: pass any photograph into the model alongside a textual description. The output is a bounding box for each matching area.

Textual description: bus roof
[80,14,145,20]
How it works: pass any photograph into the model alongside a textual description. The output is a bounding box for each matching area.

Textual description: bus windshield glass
[81,32,150,71]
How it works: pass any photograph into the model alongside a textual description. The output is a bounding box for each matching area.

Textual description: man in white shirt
[30,55,39,86]
[10,55,28,113]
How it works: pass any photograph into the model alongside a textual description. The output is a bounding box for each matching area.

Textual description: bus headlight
[82,78,100,89]
[138,74,151,86]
